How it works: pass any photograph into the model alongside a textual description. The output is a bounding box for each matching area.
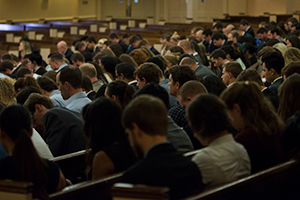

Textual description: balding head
[57,41,68,55]
[178,40,192,53]
[195,30,203,42]
[177,80,207,108]
[180,57,197,71]
[79,63,97,79]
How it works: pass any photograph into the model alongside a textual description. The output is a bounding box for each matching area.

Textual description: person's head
[79,63,97,80]
[203,29,213,43]
[213,21,223,32]
[17,67,33,79]
[210,49,227,68]
[133,83,170,109]
[257,46,277,60]
[119,54,138,68]
[221,61,243,86]
[179,57,197,70]
[227,30,239,43]
[221,45,235,60]
[104,80,135,109]
[82,75,93,93]
[236,69,263,86]
[86,36,97,49]
[108,43,123,58]
[239,19,249,31]
[37,76,58,95]
[16,86,42,105]
[99,55,119,79]
[57,41,68,55]
[177,80,207,108]
[75,41,86,53]
[128,35,141,48]
[282,61,300,80]
[13,76,40,97]
[268,27,280,39]
[108,33,120,43]
[134,63,163,89]
[0,78,16,105]
[284,47,300,67]
[23,93,54,126]
[70,53,85,67]
[262,52,285,83]
[178,40,192,53]
[201,75,226,96]
[257,27,268,41]
[278,73,300,122]
[27,53,43,68]
[146,56,165,73]
[56,66,83,100]
[220,81,283,134]
[122,95,168,154]
[49,52,65,70]
[129,49,148,66]
[168,46,184,56]
[286,35,300,49]
[82,97,126,154]
[211,32,225,47]
[1,54,13,62]
[187,94,232,146]
[138,39,151,49]
[19,40,31,54]
[168,65,198,97]
[287,17,299,30]
[115,63,135,82]
[0,60,14,75]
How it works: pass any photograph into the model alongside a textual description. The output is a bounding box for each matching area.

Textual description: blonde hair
[21,41,32,57]
[0,78,16,105]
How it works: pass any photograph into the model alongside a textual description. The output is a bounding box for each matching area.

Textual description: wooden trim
[0,180,33,194]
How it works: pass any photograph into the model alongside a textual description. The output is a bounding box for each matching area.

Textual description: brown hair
[224,61,243,79]
[178,80,207,101]
[129,49,148,66]
[282,61,300,78]
[283,47,300,67]
[134,63,163,84]
[220,81,284,135]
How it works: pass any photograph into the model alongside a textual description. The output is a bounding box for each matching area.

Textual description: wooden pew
[0,180,33,200]
[50,149,89,184]
[49,172,123,200]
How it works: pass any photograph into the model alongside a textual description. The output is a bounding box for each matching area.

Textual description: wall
[246,0,286,16]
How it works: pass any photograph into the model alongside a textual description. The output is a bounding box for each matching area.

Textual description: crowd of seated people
[0,17,300,199]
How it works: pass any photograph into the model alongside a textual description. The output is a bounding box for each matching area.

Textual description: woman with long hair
[221,81,286,173]
[83,97,135,180]
[0,104,65,198]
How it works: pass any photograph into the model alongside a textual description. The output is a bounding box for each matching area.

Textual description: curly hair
[0,78,16,105]
[129,49,148,66]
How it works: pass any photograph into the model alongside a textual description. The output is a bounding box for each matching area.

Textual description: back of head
[221,45,235,60]
[115,63,135,80]
[169,46,184,55]
[100,55,119,79]
[16,86,42,105]
[257,46,277,59]
[133,83,170,109]
[134,63,163,84]
[282,61,300,79]
[79,63,97,79]
[178,80,207,101]
[122,95,168,136]
[59,66,82,89]
[221,81,283,135]
[37,76,58,92]
[146,57,164,73]
[236,69,263,86]
[284,47,300,66]
[119,54,138,68]
[50,52,64,63]
[129,35,140,45]
[164,54,179,66]
[27,53,43,66]
[202,75,226,96]
[0,60,14,73]
[1,54,13,62]
[278,73,300,122]
[210,49,227,59]
[179,57,197,66]
[82,75,93,92]
[187,94,232,138]
[109,43,123,58]
[86,36,96,44]
[273,43,288,56]
[262,51,285,74]
[129,49,148,66]
[82,97,124,152]
[24,93,54,115]
[224,61,243,79]
[43,71,57,82]
[211,32,224,41]
[168,65,198,87]
[71,53,85,63]
[0,78,16,105]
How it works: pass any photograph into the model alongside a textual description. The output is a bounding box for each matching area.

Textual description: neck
[68,88,83,98]
[142,135,167,154]
[90,77,98,83]
[205,130,229,146]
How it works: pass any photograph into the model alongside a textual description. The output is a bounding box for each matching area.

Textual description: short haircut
[128,35,140,45]
[221,45,235,59]
[224,61,243,79]
[179,40,192,50]
[236,69,263,86]
[266,38,280,47]
[210,49,227,59]
[108,33,119,39]
[122,94,168,136]
[146,57,165,73]
[16,86,41,105]
[287,17,298,25]
[257,27,268,34]
[24,93,54,114]
[203,29,213,37]
[187,94,232,138]
[71,53,85,63]
[169,46,184,55]
[1,54,13,61]
[257,46,276,59]
[230,30,239,39]
[178,80,207,101]
[239,19,249,25]
[134,83,170,109]
[168,65,198,87]
[74,41,85,51]
[37,76,58,92]
[0,60,14,72]
[180,57,197,65]
[137,39,150,48]
[282,61,300,79]
[11,54,19,63]
[79,63,97,78]
[82,75,93,92]
[27,53,43,66]
[213,21,223,29]
[115,63,135,80]
[50,52,64,63]
[268,26,280,35]
[101,55,119,79]
[134,63,163,84]
[43,71,57,82]
[109,43,123,58]
[17,67,32,79]
[211,32,224,41]
[86,36,97,44]
[59,66,82,89]
[262,52,285,74]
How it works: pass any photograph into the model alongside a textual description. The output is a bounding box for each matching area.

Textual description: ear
[64,81,71,90]
[270,68,275,75]
[112,95,117,101]
[120,73,125,80]
[141,77,147,85]
[186,97,192,102]
[228,72,234,79]
[28,129,33,137]
[226,54,231,60]
[175,81,180,90]
[35,104,43,112]
[233,103,241,115]
[132,123,143,139]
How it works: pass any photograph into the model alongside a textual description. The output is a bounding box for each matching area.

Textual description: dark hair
[202,75,226,96]
[71,53,85,63]
[211,32,224,41]
[236,69,263,86]
[88,61,108,84]
[100,55,119,79]
[134,63,163,84]
[266,38,280,46]
[257,27,268,34]
[262,52,285,74]
[282,61,300,78]
[203,29,213,37]
[14,76,41,93]
[0,104,48,198]
[213,21,223,30]
[59,66,82,89]
[0,60,14,72]
[108,33,119,40]
[109,43,123,58]
[221,45,235,59]
[95,84,107,98]
[27,53,43,66]
[16,86,42,105]
[49,52,64,63]
[115,63,135,80]
[269,26,280,35]
[239,19,249,25]
[133,83,170,109]
[37,76,58,92]
[187,94,232,138]
[210,49,227,59]
[178,54,195,64]
[106,80,135,109]
[169,46,184,55]
[82,75,93,92]
[244,43,257,55]
[146,57,165,73]
[86,36,97,44]
[224,61,243,79]
[287,35,300,49]
[168,65,198,87]
[129,35,140,44]
[1,54,13,61]
[75,41,85,51]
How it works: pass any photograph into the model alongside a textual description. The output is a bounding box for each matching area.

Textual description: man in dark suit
[256,27,269,53]
[121,95,204,199]
[86,36,100,55]
[262,52,284,95]
[108,33,128,53]
[57,40,74,63]
[203,29,218,54]
[240,19,255,38]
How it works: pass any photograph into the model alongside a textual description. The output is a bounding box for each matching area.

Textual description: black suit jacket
[263,88,279,111]
[10,64,21,79]
[121,143,204,199]
[64,48,74,63]
[268,77,283,95]
[118,40,128,53]
[245,27,255,38]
